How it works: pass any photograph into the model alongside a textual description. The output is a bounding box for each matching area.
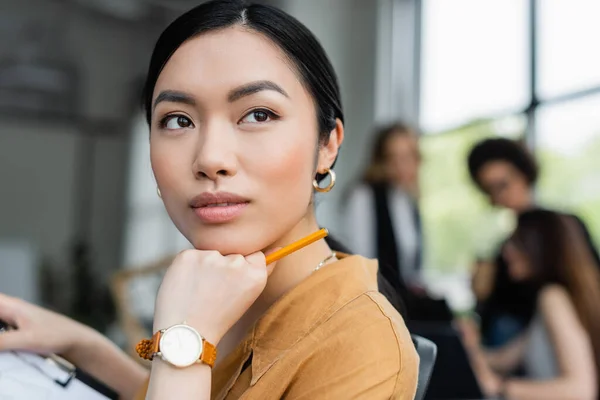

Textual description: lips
[189,192,250,224]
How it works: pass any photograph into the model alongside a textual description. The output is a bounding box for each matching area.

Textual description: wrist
[139,323,218,370]
[62,324,104,363]
[153,317,222,346]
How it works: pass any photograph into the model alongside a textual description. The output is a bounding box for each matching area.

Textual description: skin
[470,160,535,300]
[476,160,534,213]
[502,242,534,282]
[0,26,344,400]
[460,247,597,400]
[382,133,420,195]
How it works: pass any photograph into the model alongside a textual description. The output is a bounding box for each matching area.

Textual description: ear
[317,119,345,172]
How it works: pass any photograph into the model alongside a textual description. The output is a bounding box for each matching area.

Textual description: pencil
[265,228,329,265]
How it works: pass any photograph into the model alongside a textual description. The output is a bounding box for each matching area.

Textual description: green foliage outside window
[420,115,600,274]
[537,133,600,248]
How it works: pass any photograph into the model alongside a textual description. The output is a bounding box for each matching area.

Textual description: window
[536,0,600,99]
[536,94,600,241]
[419,0,530,281]
[417,0,600,290]
[420,116,525,274]
[420,0,529,132]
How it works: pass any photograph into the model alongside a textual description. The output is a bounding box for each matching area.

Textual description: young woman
[345,123,423,291]
[461,209,600,400]
[0,1,419,399]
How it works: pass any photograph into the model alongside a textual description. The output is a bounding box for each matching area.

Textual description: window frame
[412,0,600,276]
[416,0,600,142]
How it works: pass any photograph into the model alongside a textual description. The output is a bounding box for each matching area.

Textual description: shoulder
[561,212,589,230]
[311,291,419,387]
[337,290,414,345]
[538,284,572,308]
[544,209,590,232]
[290,290,419,398]
[537,284,578,323]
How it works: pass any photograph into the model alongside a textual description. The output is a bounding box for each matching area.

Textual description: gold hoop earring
[313,169,336,193]
[157,187,162,199]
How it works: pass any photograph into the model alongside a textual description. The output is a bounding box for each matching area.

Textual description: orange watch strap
[135,330,161,361]
[135,329,217,367]
[201,339,217,367]
[152,330,161,354]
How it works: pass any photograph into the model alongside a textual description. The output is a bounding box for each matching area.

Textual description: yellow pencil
[265,228,329,265]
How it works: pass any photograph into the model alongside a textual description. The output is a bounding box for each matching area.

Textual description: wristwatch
[136,323,217,368]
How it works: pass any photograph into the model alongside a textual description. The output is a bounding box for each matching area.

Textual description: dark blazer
[370,183,423,290]
[369,184,455,323]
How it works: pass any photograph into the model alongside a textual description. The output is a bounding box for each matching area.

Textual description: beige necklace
[314,252,337,272]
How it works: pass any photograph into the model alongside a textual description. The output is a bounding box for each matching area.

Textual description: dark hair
[142,0,343,182]
[510,210,565,285]
[467,138,538,189]
[362,122,419,184]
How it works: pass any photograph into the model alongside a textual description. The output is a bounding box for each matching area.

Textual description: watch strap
[135,327,217,368]
[200,339,217,367]
[135,330,161,361]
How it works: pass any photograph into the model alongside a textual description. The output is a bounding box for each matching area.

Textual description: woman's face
[502,241,533,282]
[149,27,342,255]
[477,161,532,212]
[383,133,420,188]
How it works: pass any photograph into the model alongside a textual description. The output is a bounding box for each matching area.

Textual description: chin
[504,200,526,212]
[186,226,277,256]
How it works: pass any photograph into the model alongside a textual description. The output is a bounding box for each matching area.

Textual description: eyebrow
[153,90,196,111]
[227,80,289,102]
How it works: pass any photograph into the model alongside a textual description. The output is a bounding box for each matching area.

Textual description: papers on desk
[0,350,116,399]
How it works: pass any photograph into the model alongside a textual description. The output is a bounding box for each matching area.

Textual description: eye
[160,115,194,130]
[240,109,279,124]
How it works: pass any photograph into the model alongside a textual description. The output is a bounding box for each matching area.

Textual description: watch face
[159,325,203,367]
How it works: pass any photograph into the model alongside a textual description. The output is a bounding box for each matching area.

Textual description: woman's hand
[0,293,150,399]
[153,249,274,344]
[456,317,505,397]
[0,293,92,357]
[479,371,504,398]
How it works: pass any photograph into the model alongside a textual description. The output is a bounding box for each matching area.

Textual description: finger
[224,254,246,268]
[0,293,21,327]
[0,330,33,352]
[261,247,282,277]
[263,247,282,258]
[245,251,267,267]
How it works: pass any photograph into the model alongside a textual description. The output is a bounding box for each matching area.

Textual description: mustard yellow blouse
[136,254,419,399]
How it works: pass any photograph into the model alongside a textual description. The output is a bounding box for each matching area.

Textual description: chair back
[412,334,438,400]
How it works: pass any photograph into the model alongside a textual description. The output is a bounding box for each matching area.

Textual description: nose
[192,123,238,181]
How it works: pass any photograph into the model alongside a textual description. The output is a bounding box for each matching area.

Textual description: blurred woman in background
[461,209,600,399]
[345,122,423,294]
[467,137,600,347]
